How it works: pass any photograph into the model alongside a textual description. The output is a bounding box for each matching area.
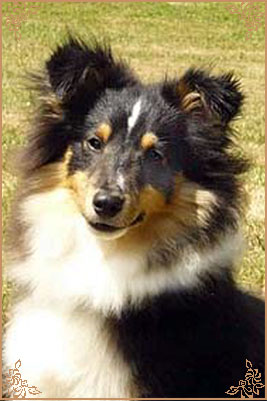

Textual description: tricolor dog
[3,37,265,398]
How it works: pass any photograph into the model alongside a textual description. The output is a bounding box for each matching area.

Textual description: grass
[2,2,265,316]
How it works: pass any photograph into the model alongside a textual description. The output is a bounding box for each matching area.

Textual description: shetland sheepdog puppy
[3,37,265,398]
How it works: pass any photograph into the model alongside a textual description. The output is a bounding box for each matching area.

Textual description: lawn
[2,2,265,317]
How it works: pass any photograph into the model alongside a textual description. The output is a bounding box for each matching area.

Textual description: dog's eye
[147,149,164,162]
[87,137,103,152]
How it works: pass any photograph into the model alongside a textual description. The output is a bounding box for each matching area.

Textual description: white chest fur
[4,303,134,398]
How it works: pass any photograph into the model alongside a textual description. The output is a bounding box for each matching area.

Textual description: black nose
[93,190,125,218]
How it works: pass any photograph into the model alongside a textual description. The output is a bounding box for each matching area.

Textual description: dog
[3,36,265,398]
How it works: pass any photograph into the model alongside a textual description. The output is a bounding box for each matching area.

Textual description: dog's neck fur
[9,187,242,316]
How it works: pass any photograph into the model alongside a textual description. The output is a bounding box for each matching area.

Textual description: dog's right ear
[46,36,138,104]
[162,68,243,126]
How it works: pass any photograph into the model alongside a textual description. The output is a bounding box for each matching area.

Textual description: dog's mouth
[88,212,145,233]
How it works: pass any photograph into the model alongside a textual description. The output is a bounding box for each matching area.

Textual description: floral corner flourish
[224,1,264,40]
[3,359,42,399]
[3,1,39,41]
[225,359,265,398]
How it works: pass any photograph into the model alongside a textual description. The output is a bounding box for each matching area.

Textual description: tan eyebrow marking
[141,132,158,150]
[96,123,112,143]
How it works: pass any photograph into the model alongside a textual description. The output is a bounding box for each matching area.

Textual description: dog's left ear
[162,68,243,125]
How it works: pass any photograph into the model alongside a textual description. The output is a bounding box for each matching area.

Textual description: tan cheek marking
[170,175,217,226]
[139,185,166,215]
[65,170,93,211]
[96,123,112,143]
[65,170,90,197]
[141,132,158,150]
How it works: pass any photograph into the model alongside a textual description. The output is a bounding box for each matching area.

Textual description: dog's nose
[93,190,125,218]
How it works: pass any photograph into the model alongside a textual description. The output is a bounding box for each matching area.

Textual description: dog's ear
[46,36,138,103]
[162,68,243,125]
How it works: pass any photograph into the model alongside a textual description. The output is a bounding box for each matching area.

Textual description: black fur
[115,271,264,398]
[46,36,139,118]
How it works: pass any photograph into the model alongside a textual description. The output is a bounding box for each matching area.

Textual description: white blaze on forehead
[127,98,142,133]
[117,174,125,190]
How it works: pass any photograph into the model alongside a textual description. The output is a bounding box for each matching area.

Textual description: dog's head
[23,37,246,243]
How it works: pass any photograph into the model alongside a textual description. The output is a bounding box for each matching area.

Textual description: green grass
[2,2,265,314]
